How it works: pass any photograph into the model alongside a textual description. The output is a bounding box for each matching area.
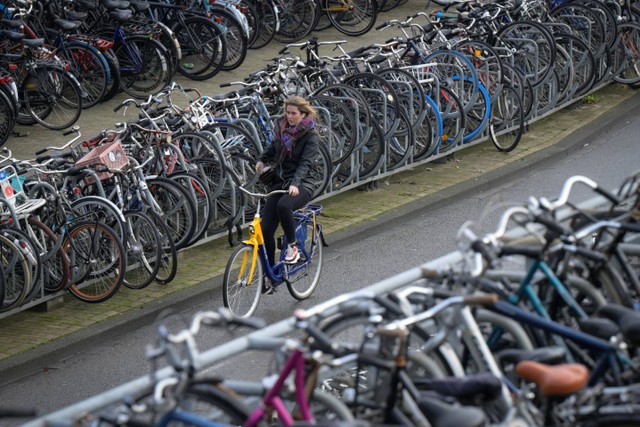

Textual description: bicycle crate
[401,64,437,84]
[75,140,130,184]
[0,165,45,218]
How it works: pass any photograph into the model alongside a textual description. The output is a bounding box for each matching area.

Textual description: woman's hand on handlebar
[288,185,299,196]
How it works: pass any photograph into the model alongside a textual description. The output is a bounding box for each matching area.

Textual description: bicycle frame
[240,203,321,286]
[243,347,313,426]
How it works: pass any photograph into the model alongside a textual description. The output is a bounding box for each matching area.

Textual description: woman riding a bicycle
[255,96,320,292]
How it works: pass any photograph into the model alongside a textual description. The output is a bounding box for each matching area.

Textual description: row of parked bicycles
[41,170,640,426]
[0,0,405,144]
[2,0,640,316]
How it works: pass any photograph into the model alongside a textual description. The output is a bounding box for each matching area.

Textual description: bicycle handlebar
[238,186,288,198]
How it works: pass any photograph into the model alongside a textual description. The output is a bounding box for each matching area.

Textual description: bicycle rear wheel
[23,66,83,130]
[223,243,263,318]
[174,16,227,81]
[274,0,317,43]
[287,220,323,300]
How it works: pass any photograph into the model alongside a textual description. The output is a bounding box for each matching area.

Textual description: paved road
[1,92,638,425]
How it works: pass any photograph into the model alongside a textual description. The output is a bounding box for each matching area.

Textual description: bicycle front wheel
[287,221,323,300]
[223,243,262,318]
[122,210,162,290]
[325,0,377,37]
[65,221,125,303]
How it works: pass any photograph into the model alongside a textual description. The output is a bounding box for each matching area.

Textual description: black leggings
[262,188,311,266]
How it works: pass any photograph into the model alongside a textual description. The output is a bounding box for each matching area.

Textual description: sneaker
[262,277,275,295]
[284,243,300,264]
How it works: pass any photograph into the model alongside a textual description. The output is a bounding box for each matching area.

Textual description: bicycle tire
[2,227,42,304]
[173,16,227,81]
[497,21,557,88]
[386,108,414,171]
[65,221,125,303]
[357,119,385,179]
[208,167,246,236]
[144,210,178,285]
[22,65,83,130]
[325,0,377,37]
[116,36,170,99]
[249,0,277,49]
[99,48,122,103]
[612,22,640,85]
[71,195,126,244]
[430,84,466,151]
[454,39,504,104]
[274,0,317,43]
[65,42,109,108]
[169,171,214,245]
[311,94,358,165]
[0,89,14,147]
[0,233,32,312]
[343,72,400,138]
[213,8,248,71]
[146,176,197,250]
[376,67,427,130]
[223,243,263,318]
[489,84,525,153]
[26,216,70,294]
[286,219,323,300]
[122,210,162,290]
[554,33,596,97]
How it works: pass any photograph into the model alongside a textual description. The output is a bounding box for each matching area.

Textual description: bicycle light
[248,225,255,235]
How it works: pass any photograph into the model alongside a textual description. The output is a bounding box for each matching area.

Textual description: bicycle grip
[219,82,231,88]
[533,213,569,236]
[35,148,47,156]
[471,239,498,267]
[304,323,335,354]
[375,21,389,30]
[594,185,621,205]
[278,46,289,55]
[62,128,76,136]
[113,103,125,113]
[463,293,499,306]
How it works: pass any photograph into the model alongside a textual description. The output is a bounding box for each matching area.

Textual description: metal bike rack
[22,182,630,426]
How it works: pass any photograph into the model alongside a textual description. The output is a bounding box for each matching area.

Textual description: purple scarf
[275,116,315,158]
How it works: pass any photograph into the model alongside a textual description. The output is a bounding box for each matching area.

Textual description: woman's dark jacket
[258,127,320,195]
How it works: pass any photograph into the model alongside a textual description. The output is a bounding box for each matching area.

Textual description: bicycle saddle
[53,18,81,31]
[578,317,619,341]
[64,10,89,21]
[1,30,25,42]
[515,361,588,397]
[0,19,22,29]
[596,304,640,345]
[23,38,45,48]
[102,0,130,10]
[108,9,133,22]
[129,1,150,12]
[417,392,486,427]
[496,346,566,365]
[413,372,502,402]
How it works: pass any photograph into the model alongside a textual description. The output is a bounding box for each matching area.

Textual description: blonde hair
[283,96,319,121]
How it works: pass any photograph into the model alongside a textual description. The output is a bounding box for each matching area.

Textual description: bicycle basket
[75,140,130,184]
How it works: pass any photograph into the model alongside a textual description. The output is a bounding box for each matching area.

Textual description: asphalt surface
[0,0,640,422]
[3,88,639,427]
